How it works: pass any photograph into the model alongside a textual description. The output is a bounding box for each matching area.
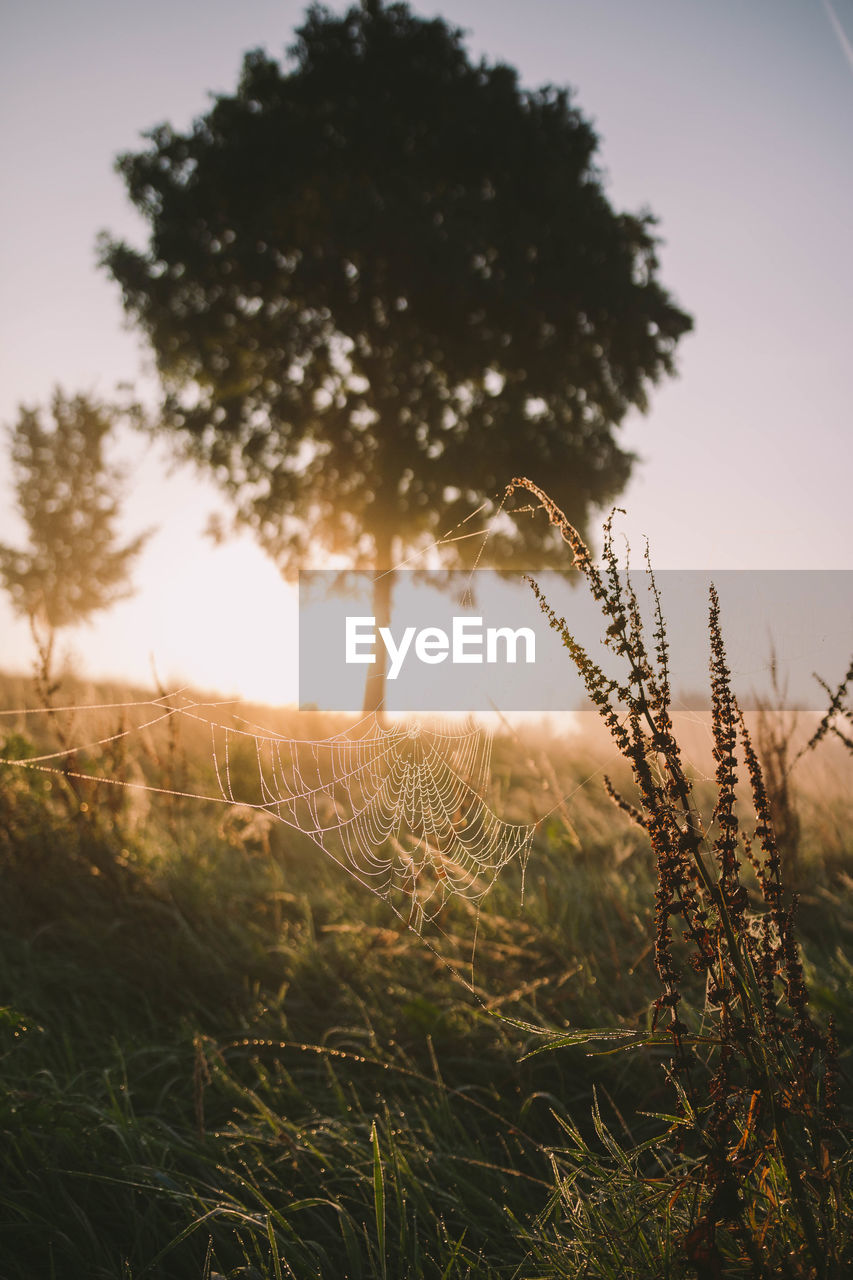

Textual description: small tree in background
[0,389,150,703]
[102,0,692,711]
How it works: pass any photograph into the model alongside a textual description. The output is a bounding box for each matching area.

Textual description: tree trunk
[361,528,394,720]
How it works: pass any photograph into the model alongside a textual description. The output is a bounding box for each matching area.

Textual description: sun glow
[0,529,301,708]
[135,535,300,705]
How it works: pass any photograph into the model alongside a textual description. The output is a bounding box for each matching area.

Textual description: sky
[1,0,851,705]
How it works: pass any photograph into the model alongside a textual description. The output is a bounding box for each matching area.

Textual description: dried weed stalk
[508,477,845,1279]
[802,657,853,759]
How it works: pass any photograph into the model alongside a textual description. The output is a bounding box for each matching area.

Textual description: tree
[0,390,150,699]
[101,0,692,712]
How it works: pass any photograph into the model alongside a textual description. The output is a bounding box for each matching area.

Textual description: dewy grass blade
[371,1119,387,1280]
[267,1214,284,1280]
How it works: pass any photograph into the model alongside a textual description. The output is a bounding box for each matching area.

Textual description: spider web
[0,493,560,939]
[204,709,534,932]
[1,696,535,935]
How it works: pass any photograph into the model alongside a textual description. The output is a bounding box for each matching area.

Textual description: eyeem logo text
[345,616,536,680]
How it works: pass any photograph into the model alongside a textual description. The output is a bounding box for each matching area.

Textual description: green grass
[1,671,851,1277]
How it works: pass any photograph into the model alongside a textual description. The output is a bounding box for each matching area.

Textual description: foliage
[511,477,849,1278]
[0,389,150,686]
[0,515,850,1275]
[0,699,660,1278]
[100,0,691,580]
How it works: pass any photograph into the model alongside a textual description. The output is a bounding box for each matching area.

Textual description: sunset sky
[1,0,851,705]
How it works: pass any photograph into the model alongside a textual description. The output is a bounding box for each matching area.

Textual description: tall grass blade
[371,1119,387,1280]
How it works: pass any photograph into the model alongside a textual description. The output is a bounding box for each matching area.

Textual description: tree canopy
[101,0,692,580]
[0,390,149,663]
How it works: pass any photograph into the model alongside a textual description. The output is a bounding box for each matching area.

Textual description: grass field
[1,558,851,1277]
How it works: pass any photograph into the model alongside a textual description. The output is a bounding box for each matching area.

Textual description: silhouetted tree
[101,0,692,711]
[0,390,150,700]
